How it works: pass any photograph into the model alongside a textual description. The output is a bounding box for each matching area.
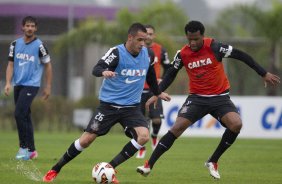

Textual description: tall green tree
[239,1,282,95]
[54,1,187,58]
[212,1,282,96]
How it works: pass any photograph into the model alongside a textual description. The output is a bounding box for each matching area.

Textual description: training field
[0,131,281,184]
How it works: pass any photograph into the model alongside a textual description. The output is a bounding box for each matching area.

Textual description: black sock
[151,122,161,138]
[209,129,239,163]
[52,142,82,172]
[148,131,177,169]
[109,140,138,168]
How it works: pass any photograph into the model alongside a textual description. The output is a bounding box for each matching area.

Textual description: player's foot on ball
[43,170,58,182]
[136,160,151,177]
[205,162,220,179]
[136,147,146,159]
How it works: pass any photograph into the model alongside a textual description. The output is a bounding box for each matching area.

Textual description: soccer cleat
[205,162,220,179]
[136,147,146,159]
[29,150,38,159]
[151,137,158,150]
[15,148,30,160]
[43,170,58,182]
[136,160,151,177]
[112,174,119,184]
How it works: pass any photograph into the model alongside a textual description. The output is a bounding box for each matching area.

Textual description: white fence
[160,96,282,139]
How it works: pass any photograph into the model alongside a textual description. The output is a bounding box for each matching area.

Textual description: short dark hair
[22,16,37,26]
[128,23,147,36]
[144,24,155,31]
[184,20,205,35]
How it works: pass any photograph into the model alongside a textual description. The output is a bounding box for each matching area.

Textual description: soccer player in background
[137,20,280,179]
[43,23,170,183]
[136,24,171,159]
[5,16,52,160]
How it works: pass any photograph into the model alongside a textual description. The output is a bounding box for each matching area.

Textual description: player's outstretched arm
[263,72,280,87]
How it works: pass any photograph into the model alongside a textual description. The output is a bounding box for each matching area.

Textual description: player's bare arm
[4,61,14,96]
[42,62,52,100]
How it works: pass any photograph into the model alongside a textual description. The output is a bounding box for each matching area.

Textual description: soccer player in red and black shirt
[136,25,170,159]
[137,20,280,179]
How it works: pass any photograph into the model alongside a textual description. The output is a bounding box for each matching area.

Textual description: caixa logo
[262,106,282,130]
[166,105,240,129]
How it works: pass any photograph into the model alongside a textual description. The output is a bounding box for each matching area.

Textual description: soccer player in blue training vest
[5,16,52,161]
[136,20,280,180]
[43,22,171,183]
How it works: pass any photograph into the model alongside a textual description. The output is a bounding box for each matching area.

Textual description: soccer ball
[92,162,115,184]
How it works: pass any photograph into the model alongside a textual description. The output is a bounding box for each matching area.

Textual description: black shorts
[140,91,164,119]
[178,95,239,126]
[85,102,149,136]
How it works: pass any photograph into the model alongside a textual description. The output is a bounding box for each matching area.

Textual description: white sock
[74,139,84,151]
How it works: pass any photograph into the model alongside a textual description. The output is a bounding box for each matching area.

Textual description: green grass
[0,131,281,184]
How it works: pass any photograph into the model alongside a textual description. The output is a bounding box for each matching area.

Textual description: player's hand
[263,72,280,87]
[42,86,51,100]
[145,92,171,110]
[4,83,11,96]
[145,95,158,111]
[102,71,117,78]
[158,92,171,102]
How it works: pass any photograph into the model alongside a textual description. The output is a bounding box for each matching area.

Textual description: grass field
[0,131,281,184]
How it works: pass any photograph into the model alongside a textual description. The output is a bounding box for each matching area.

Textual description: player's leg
[150,98,164,149]
[137,95,208,176]
[136,92,150,159]
[136,123,149,158]
[13,86,26,158]
[206,96,242,179]
[14,86,39,160]
[26,108,38,159]
[208,112,241,163]
[136,116,192,176]
[43,103,114,182]
[149,116,191,167]
[25,87,39,158]
[110,126,149,167]
[43,132,97,182]
[111,105,149,166]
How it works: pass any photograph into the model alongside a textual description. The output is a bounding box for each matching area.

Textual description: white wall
[160,96,282,139]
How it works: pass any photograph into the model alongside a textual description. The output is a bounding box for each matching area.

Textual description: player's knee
[170,120,190,137]
[79,133,96,148]
[137,132,149,145]
[235,121,242,132]
[229,120,242,133]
